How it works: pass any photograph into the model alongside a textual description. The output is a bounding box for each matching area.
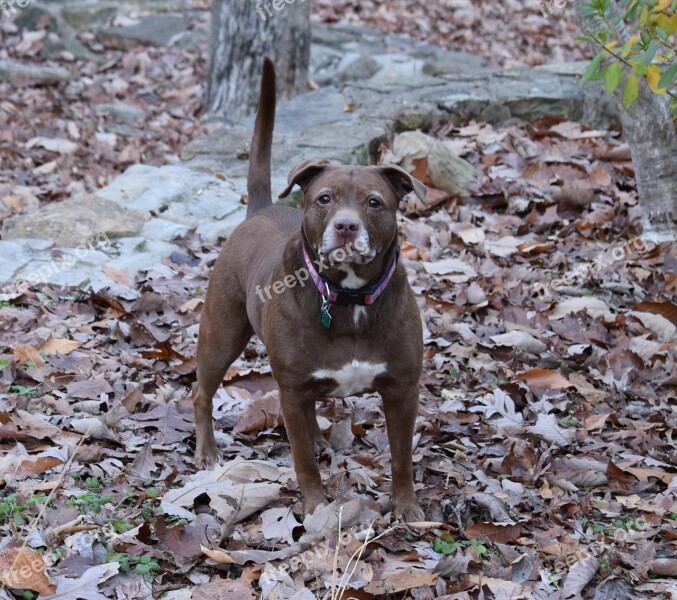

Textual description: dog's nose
[332,217,360,244]
[333,218,360,234]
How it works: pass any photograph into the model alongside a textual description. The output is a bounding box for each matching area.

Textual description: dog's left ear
[375,165,427,202]
[279,159,332,198]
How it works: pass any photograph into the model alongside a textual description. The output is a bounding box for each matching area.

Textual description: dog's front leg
[381,383,424,522]
[279,388,327,514]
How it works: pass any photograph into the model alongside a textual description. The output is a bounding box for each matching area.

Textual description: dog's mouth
[319,244,376,265]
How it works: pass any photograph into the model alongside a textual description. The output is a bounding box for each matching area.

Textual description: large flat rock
[2,194,145,247]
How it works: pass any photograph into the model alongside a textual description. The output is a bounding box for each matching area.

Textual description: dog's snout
[332,217,361,245]
[333,218,360,234]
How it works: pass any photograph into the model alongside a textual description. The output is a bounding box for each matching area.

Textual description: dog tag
[320,299,332,329]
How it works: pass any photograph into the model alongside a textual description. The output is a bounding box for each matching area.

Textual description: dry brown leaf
[517,368,571,391]
[365,567,437,594]
[13,344,45,366]
[0,545,55,595]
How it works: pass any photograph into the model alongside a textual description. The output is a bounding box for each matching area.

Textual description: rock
[2,194,146,247]
[350,54,445,92]
[17,247,109,287]
[97,14,188,48]
[61,3,118,29]
[310,43,344,86]
[394,111,433,132]
[96,103,145,124]
[338,54,382,82]
[103,237,182,276]
[12,3,60,32]
[393,131,474,198]
[41,37,103,63]
[0,59,70,83]
[0,241,35,285]
[422,53,493,77]
[432,67,617,126]
[140,218,190,242]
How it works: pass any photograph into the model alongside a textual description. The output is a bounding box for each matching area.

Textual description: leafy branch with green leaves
[579,0,677,117]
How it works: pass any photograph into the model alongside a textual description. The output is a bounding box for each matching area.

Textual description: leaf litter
[1,0,676,599]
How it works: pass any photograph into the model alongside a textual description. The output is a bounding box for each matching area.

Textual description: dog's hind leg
[194,287,252,469]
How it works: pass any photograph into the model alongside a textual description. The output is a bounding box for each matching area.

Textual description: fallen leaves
[0,7,675,599]
[0,545,55,595]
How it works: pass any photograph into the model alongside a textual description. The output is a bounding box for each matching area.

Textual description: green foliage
[579,0,677,117]
[66,492,112,514]
[0,494,49,526]
[104,552,161,576]
[8,384,37,396]
[432,536,490,558]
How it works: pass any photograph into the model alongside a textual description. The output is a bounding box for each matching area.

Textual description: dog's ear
[375,165,427,202]
[279,159,332,198]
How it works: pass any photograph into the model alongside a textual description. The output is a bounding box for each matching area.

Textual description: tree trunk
[576,0,677,242]
[205,0,310,120]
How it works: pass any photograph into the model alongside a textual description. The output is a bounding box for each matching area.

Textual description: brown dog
[193,58,426,521]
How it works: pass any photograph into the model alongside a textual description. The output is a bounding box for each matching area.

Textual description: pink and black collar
[302,244,400,307]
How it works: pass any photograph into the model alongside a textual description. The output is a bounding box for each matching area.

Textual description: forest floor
[1,1,677,600]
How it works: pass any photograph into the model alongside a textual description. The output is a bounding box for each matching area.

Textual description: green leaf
[581,52,606,83]
[623,73,640,108]
[638,40,659,65]
[658,61,677,90]
[605,61,623,94]
[633,63,648,76]
[433,536,460,555]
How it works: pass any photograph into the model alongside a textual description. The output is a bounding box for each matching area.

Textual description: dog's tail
[246,57,276,218]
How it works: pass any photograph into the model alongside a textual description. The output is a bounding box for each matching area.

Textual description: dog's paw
[302,492,329,517]
[393,498,425,523]
[194,447,221,470]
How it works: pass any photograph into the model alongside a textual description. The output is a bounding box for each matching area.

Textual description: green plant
[579,0,677,116]
[432,536,490,558]
[0,359,11,368]
[0,494,49,526]
[67,492,112,514]
[8,384,37,396]
[85,477,103,491]
[559,416,581,428]
[110,519,136,533]
[0,494,25,525]
[104,552,161,576]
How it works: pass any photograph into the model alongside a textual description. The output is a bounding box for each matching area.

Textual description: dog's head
[279,160,426,266]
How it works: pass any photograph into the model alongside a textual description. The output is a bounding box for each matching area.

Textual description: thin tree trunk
[576,0,677,242]
[206,0,310,119]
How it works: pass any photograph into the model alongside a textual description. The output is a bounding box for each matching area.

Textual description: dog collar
[302,244,400,315]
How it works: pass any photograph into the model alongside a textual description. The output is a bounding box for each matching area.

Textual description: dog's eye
[317,194,331,205]
[368,198,382,208]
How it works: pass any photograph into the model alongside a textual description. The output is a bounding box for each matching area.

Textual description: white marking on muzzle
[318,211,372,262]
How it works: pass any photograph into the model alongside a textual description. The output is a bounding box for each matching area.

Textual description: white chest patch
[312,360,387,397]
[337,264,367,289]
[353,306,367,326]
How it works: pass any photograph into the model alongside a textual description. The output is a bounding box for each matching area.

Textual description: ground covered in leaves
[1,115,676,599]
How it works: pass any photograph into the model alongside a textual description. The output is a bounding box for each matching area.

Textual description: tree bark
[576,0,677,242]
[206,0,310,120]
